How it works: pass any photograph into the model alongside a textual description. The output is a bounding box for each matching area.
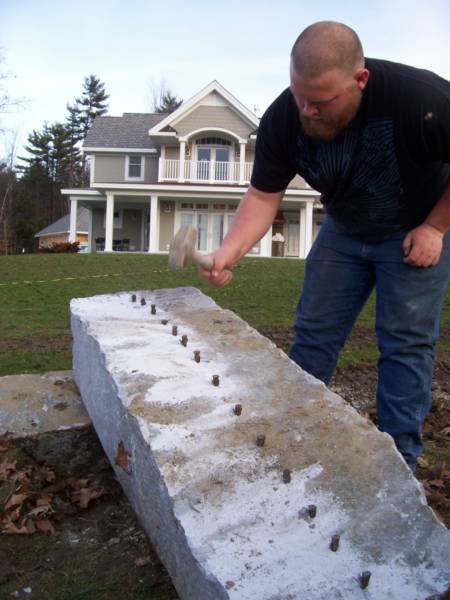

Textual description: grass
[0,252,448,376]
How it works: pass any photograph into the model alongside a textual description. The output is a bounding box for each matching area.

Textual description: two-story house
[62,81,321,258]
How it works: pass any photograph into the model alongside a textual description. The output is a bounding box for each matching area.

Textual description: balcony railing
[158,159,253,185]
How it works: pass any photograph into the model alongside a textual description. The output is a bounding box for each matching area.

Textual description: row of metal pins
[134,295,218,383]
[131,294,372,589]
[130,294,156,314]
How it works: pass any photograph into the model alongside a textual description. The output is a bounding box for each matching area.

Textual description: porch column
[239,141,246,184]
[69,198,78,243]
[148,195,159,253]
[87,209,94,253]
[105,193,114,252]
[260,226,273,257]
[304,201,313,257]
[179,139,186,183]
[299,206,306,258]
[158,145,166,183]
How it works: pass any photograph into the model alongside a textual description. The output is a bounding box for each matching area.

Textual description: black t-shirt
[251,58,450,240]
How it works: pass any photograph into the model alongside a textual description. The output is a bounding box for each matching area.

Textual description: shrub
[40,241,80,253]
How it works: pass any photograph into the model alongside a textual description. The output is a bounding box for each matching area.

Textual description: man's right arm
[200,184,285,287]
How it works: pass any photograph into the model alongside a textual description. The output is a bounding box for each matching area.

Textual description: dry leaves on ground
[0,432,106,536]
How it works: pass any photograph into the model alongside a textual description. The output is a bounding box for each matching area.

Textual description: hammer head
[168,225,198,270]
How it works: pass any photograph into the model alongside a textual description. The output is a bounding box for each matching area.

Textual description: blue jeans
[289,217,450,469]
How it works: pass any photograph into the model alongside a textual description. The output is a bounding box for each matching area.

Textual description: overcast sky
[1,0,449,159]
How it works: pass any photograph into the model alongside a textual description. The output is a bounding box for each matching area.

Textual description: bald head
[291,21,364,78]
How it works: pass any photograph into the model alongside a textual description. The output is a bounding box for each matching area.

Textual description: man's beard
[300,92,362,141]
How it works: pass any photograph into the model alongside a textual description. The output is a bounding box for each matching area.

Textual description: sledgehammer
[168,225,213,270]
[168,225,232,282]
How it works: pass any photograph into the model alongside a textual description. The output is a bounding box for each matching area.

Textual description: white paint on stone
[71,288,450,600]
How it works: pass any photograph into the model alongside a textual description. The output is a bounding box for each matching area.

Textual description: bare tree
[0,131,18,253]
[0,49,25,131]
[148,76,182,113]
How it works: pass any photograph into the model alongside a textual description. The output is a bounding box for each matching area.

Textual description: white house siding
[175,106,254,139]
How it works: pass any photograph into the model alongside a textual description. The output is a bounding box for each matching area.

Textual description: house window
[126,155,144,181]
[178,209,235,253]
[103,209,123,229]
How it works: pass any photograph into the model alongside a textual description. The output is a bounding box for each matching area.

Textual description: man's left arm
[403,182,450,267]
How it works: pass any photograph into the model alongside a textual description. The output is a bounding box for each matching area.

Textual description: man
[201,21,450,471]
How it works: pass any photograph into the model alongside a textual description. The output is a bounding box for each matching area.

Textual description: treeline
[0,75,108,253]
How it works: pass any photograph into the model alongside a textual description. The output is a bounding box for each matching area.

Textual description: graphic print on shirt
[295,118,405,237]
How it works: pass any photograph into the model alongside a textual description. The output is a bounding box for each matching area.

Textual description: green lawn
[0,252,448,376]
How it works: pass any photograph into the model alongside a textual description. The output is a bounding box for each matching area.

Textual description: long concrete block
[70,287,450,599]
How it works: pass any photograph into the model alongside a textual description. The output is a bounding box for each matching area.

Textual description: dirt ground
[0,328,449,600]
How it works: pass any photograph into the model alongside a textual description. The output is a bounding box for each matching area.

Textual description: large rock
[71,288,450,600]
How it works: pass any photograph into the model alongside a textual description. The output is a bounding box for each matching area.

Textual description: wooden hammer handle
[191,250,233,282]
[191,249,214,271]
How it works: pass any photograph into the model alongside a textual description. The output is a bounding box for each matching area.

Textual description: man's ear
[355,68,370,91]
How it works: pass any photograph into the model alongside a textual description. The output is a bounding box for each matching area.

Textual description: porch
[158,159,253,185]
[65,188,319,259]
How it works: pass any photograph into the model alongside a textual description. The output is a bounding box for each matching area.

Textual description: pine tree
[68,74,109,185]
[17,123,79,224]
[155,91,182,114]
[75,74,109,138]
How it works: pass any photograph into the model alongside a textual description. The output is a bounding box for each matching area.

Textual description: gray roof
[35,207,89,238]
[84,113,167,150]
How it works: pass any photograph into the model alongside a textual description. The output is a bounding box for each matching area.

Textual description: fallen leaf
[25,505,54,520]
[115,441,132,474]
[40,466,56,483]
[16,470,32,486]
[134,557,151,567]
[0,462,17,480]
[417,456,429,468]
[36,494,53,506]
[35,519,56,536]
[1,521,30,535]
[107,537,120,546]
[68,478,90,491]
[439,426,450,436]
[4,507,21,523]
[71,487,105,509]
[429,479,445,489]
[25,519,36,534]
[4,493,27,512]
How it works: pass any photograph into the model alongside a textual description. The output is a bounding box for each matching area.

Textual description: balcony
[158,159,253,185]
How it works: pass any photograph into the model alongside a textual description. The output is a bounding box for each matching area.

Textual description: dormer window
[125,155,145,181]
